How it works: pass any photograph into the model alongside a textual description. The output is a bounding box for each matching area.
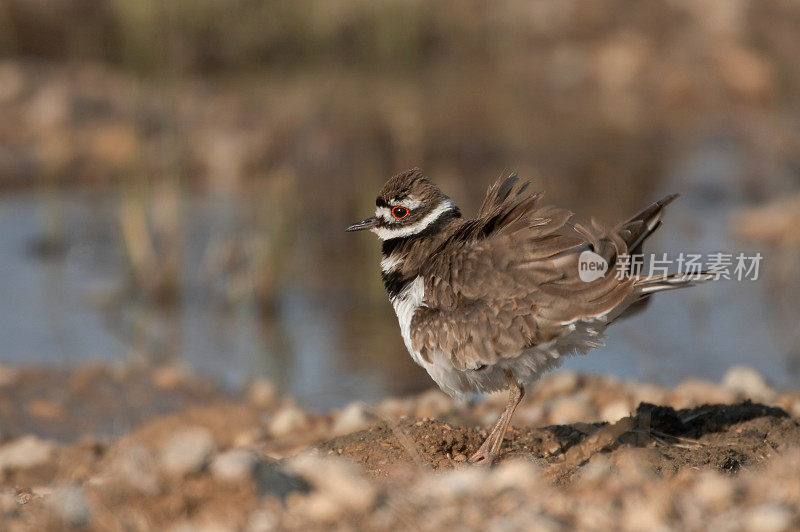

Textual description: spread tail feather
[617,193,679,256]
[608,271,714,323]
[633,272,715,296]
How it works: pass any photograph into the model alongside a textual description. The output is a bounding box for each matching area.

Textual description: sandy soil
[0,364,798,530]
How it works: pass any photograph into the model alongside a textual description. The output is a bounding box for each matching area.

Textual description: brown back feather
[412,175,638,370]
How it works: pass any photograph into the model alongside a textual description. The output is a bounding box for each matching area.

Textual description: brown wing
[411,175,636,371]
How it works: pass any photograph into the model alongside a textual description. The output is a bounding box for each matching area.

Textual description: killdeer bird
[347,168,711,463]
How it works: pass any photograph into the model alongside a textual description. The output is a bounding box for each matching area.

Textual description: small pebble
[375,397,412,418]
[248,379,278,409]
[722,366,775,400]
[211,449,258,483]
[248,508,279,532]
[151,365,186,390]
[288,453,376,514]
[537,371,579,397]
[743,503,793,532]
[94,443,160,495]
[0,363,18,387]
[233,427,265,448]
[692,471,734,509]
[414,389,454,418]
[268,403,311,438]
[671,380,736,409]
[292,492,344,523]
[600,400,631,422]
[547,394,596,425]
[0,435,56,470]
[489,460,540,491]
[160,426,216,476]
[417,467,487,501]
[47,484,92,527]
[331,403,371,436]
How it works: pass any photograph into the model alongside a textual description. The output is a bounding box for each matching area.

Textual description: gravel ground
[0,364,798,530]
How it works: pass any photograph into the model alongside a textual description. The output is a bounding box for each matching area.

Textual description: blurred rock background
[0,0,798,409]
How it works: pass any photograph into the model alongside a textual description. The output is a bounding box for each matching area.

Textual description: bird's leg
[469,372,525,464]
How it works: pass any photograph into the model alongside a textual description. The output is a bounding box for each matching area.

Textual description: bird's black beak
[345,216,377,232]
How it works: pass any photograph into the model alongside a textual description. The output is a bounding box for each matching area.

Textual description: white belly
[391,277,428,366]
[390,276,608,398]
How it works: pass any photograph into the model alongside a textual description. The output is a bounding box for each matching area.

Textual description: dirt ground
[0,364,799,530]
[321,401,797,481]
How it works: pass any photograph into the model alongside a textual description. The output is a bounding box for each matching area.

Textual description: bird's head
[346,168,460,240]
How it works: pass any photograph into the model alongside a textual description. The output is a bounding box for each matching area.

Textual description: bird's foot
[468,448,498,465]
[468,433,502,465]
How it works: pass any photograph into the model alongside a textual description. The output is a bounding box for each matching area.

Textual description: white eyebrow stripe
[371,199,455,240]
[395,197,423,209]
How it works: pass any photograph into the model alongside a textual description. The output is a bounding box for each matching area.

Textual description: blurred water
[0,192,124,363]
[566,133,798,387]
[0,149,796,410]
[0,190,424,410]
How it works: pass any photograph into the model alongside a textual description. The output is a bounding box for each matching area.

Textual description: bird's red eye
[391,206,410,220]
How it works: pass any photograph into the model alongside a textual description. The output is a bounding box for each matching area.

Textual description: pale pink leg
[469,372,525,464]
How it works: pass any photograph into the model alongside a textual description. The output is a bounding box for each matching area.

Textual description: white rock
[288,453,376,514]
[211,449,258,483]
[692,471,734,509]
[233,427,265,448]
[547,395,597,425]
[537,371,579,398]
[489,459,541,491]
[416,467,488,501]
[722,366,775,400]
[611,448,657,483]
[48,485,91,527]
[414,389,454,418]
[577,453,612,484]
[375,397,412,418]
[268,404,311,438]
[672,380,736,409]
[629,383,667,405]
[743,503,793,532]
[0,363,17,387]
[331,403,371,436]
[295,492,345,523]
[0,435,56,470]
[575,504,616,531]
[516,403,546,425]
[788,397,800,418]
[160,426,216,476]
[247,508,279,532]
[94,443,160,495]
[247,379,278,409]
[151,365,187,390]
[169,521,236,532]
[621,497,666,531]
[600,400,631,422]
